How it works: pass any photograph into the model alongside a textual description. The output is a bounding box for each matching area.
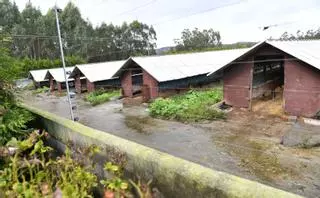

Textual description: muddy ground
[21,91,320,197]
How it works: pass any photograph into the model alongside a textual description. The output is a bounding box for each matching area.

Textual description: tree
[1,2,157,63]
[280,28,320,40]
[174,28,221,51]
[0,0,21,33]
[11,2,44,59]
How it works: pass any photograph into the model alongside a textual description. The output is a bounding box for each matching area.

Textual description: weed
[86,89,120,106]
[33,86,49,94]
[0,132,98,197]
[149,89,225,122]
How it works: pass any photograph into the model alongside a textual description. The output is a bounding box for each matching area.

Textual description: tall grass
[149,88,225,122]
[86,89,120,106]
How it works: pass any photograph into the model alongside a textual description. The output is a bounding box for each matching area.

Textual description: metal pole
[55,5,75,121]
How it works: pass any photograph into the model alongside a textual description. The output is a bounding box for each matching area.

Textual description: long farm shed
[69,61,124,93]
[45,67,75,92]
[113,48,248,102]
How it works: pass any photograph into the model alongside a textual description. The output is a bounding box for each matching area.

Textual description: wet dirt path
[23,94,320,197]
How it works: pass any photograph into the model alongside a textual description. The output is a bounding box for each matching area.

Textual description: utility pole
[54,5,75,121]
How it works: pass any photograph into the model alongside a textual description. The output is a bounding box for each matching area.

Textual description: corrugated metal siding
[94,78,121,89]
[223,61,253,108]
[284,58,320,117]
[158,72,222,91]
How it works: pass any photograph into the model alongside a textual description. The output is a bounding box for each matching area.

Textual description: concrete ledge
[21,103,302,198]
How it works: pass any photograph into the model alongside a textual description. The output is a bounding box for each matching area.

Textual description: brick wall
[49,76,55,92]
[86,79,95,92]
[284,58,320,117]
[121,70,133,97]
[223,59,253,108]
[142,70,159,99]
[57,82,62,93]
[75,74,81,94]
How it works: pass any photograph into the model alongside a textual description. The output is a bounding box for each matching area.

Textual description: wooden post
[249,58,254,111]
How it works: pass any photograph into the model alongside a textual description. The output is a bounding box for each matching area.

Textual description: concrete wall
[284,58,320,117]
[21,103,301,198]
[223,60,253,108]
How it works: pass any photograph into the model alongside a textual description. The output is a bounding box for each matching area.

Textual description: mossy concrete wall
[21,103,302,198]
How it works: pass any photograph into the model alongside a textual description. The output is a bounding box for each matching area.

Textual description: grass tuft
[149,88,225,122]
[33,86,49,94]
[86,89,120,106]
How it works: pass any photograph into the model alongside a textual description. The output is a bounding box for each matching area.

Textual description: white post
[55,5,75,121]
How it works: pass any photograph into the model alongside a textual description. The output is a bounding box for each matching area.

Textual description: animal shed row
[28,40,320,117]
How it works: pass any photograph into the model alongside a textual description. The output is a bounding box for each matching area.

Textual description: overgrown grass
[33,86,49,94]
[149,88,225,122]
[86,89,120,106]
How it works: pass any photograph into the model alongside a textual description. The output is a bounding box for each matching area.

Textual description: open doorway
[131,67,143,97]
[251,55,285,116]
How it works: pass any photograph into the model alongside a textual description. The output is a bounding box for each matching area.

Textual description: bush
[149,89,225,122]
[86,89,120,106]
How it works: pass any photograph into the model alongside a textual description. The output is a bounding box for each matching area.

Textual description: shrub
[149,89,225,122]
[86,89,120,106]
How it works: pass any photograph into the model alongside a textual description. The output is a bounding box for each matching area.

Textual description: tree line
[0,0,157,64]
[280,29,320,40]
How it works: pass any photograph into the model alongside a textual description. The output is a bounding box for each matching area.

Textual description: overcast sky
[13,0,320,48]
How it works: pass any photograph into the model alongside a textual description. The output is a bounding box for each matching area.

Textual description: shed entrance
[250,55,284,115]
[132,68,143,96]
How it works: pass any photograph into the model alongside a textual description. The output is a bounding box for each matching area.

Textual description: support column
[49,76,55,92]
[57,82,62,93]
[75,74,81,94]
[121,70,133,97]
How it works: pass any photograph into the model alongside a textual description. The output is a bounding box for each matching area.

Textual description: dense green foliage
[0,132,154,197]
[86,89,120,106]
[1,0,157,63]
[0,34,35,146]
[149,89,225,122]
[0,107,34,145]
[0,132,98,197]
